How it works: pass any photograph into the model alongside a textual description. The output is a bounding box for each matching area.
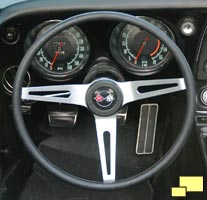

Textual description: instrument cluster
[24,16,176,82]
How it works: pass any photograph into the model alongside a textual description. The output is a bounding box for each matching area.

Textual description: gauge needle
[134,35,149,64]
[50,42,63,70]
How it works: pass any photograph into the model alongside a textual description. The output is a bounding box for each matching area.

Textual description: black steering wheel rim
[12,11,195,190]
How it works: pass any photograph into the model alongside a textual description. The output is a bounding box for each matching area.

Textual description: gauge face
[34,22,90,81]
[110,16,175,75]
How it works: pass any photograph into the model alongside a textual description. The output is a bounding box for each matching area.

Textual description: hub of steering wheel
[86,79,123,117]
[12,11,195,190]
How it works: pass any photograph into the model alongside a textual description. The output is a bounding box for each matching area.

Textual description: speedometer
[110,16,175,75]
[27,21,90,81]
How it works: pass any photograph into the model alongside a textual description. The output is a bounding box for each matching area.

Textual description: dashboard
[0,12,203,95]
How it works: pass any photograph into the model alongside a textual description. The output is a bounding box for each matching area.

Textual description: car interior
[0,0,207,200]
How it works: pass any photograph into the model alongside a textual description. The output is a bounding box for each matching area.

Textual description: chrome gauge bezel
[25,20,90,82]
[110,16,176,76]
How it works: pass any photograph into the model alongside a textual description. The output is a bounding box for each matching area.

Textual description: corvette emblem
[93,89,116,108]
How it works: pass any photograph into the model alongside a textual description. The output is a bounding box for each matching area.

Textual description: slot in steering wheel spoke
[94,115,117,182]
[118,78,186,105]
[21,84,90,107]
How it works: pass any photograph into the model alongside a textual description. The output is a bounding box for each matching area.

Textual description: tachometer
[110,16,175,75]
[28,21,90,81]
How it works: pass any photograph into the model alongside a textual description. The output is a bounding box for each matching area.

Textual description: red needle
[50,42,63,70]
[134,36,149,64]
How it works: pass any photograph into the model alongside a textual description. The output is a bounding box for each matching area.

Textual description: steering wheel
[12,11,195,190]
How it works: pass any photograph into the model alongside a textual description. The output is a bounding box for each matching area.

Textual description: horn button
[86,79,123,117]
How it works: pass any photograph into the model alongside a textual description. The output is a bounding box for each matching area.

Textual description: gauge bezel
[110,16,176,76]
[25,20,90,82]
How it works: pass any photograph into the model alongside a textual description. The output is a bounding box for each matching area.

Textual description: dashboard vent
[2,66,31,95]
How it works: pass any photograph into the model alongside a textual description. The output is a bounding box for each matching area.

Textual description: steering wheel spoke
[21,84,90,107]
[94,115,117,182]
[118,78,186,105]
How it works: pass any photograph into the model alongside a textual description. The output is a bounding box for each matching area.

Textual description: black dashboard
[0,11,204,91]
